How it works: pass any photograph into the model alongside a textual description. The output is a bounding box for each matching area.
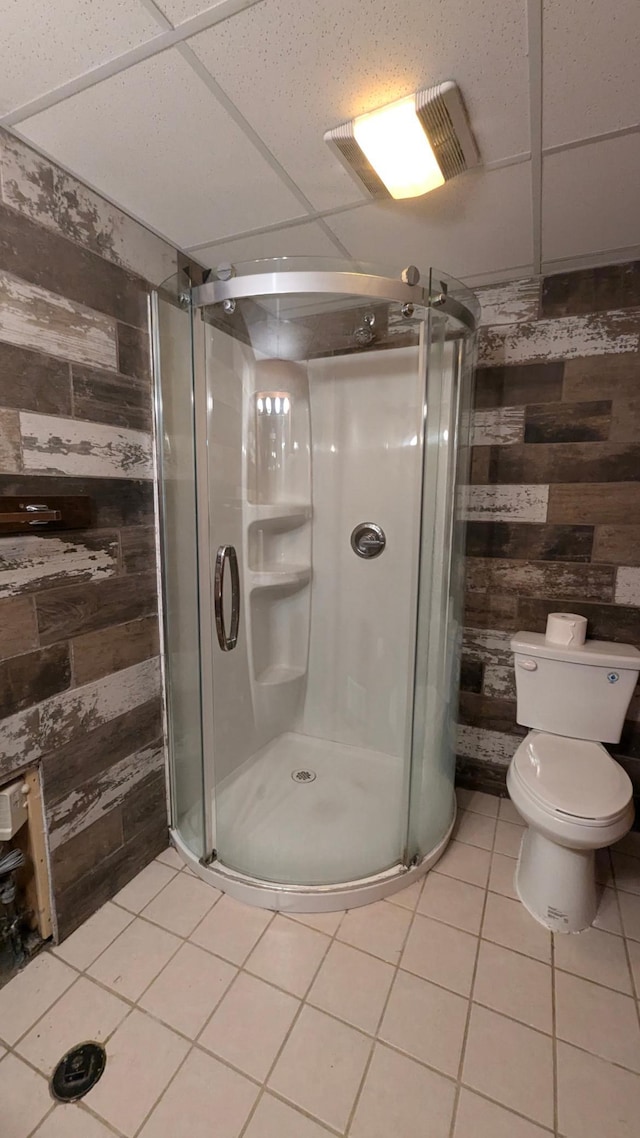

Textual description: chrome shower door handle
[214,544,240,651]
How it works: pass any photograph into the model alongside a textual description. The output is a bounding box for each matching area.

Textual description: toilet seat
[511,732,632,826]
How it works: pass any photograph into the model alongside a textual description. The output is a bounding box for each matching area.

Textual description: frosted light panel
[353,96,445,199]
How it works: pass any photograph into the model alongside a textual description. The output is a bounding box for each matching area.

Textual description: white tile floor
[1,789,640,1138]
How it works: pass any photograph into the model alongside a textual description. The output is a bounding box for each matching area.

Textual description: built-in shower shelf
[249,565,311,592]
[247,503,311,532]
[254,665,307,686]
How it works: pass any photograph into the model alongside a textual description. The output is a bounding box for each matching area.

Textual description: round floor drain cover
[291,769,317,783]
[50,1042,106,1102]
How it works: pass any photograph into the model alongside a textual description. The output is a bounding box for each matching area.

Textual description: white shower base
[213,731,405,886]
[176,731,456,911]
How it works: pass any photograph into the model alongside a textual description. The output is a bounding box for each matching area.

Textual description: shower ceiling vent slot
[324,80,480,200]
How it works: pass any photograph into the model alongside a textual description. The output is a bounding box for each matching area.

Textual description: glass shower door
[201,287,430,886]
[153,277,207,861]
[406,271,477,863]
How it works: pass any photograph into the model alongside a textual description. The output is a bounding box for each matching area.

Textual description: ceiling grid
[0,0,638,283]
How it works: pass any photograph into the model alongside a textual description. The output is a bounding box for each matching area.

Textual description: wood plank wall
[458,264,640,825]
[0,128,177,940]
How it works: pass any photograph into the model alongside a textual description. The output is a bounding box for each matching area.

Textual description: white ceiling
[2,0,639,285]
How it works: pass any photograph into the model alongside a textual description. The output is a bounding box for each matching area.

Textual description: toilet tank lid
[511,632,640,670]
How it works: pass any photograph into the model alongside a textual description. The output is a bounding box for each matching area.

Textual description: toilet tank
[511,632,640,743]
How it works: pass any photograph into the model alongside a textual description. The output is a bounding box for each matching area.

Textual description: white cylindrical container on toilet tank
[512,632,640,743]
[544,611,587,647]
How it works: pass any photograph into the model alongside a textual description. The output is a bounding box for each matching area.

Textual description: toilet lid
[513,733,632,822]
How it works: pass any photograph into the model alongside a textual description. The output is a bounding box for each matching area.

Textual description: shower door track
[170,809,455,914]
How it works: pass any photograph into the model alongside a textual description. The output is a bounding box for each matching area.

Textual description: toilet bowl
[507,629,640,934]
[507,731,633,933]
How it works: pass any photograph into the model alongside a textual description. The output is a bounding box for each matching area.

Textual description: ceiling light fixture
[324,81,479,201]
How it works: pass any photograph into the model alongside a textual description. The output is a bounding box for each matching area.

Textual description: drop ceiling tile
[325,162,533,284]
[193,220,344,268]
[542,135,640,263]
[0,0,164,117]
[155,0,243,24]
[543,0,640,147]
[17,49,307,248]
[187,0,530,211]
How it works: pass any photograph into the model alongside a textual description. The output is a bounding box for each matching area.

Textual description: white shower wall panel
[299,346,424,757]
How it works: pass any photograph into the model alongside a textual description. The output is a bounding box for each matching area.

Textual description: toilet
[507,630,640,933]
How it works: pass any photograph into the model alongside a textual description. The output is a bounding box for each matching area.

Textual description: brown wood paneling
[54,815,167,940]
[0,268,118,371]
[562,353,640,402]
[548,483,640,525]
[0,495,92,536]
[460,658,483,693]
[0,474,155,527]
[36,571,157,645]
[0,343,71,415]
[469,446,491,483]
[592,525,640,566]
[50,808,124,894]
[517,597,640,643]
[479,309,640,368]
[1,531,119,598]
[616,719,640,761]
[0,596,37,660]
[473,362,564,409]
[465,557,615,602]
[485,443,640,485]
[120,526,156,574]
[613,754,640,792]
[20,410,152,480]
[0,409,22,472]
[0,201,148,328]
[72,364,151,431]
[122,769,167,841]
[0,643,71,718]
[464,592,519,630]
[609,398,640,443]
[72,615,159,686]
[524,400,611,443]
[46,735,163,850]
[465,521,593,562]
[117,322,151,380]
[41,697,162,806]
[541,262,640,318]
[458,691,520,735]
[455,755,507,796]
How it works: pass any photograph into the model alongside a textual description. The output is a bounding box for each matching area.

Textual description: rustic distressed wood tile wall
[458,265,640,823]
[0,129,176,939]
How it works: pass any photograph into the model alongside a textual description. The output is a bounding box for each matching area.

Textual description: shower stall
[152,258,477,911]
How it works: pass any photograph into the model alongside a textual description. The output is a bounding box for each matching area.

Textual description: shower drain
[291,769,317,783]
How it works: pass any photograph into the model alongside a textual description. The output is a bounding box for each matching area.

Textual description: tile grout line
[447,807,498,1138]
[24,1102,56,1138]
[233,906,347,1138]
[6,827,640,1135]
[343,877,430,1136]
[551,920,559,1138]
[123,883,257,1138]
[612,858,640,1028]
[8,847,638,1058]
[10,848,636,1055]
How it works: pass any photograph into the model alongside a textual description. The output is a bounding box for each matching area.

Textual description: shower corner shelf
[254,664,307,686]
[247,502,312,532]
[248,565,311,593]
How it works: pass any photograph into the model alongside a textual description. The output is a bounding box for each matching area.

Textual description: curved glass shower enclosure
[152,259,477,910]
